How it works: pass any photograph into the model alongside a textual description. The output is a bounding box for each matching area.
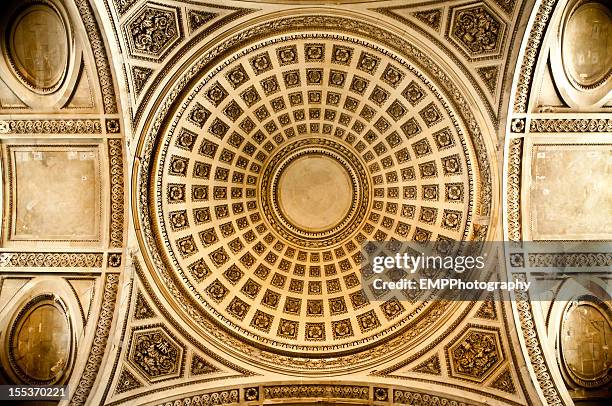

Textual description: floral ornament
[451,331,500,379]
[452,6,501,55]
[130,7,178,55]
[131,330,180,378]
[511,118,526,133]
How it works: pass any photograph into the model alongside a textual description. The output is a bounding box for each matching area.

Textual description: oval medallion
[7,3,69,92]
[560,297,612,388]
[8,295,72,384]
[563,2,612,88]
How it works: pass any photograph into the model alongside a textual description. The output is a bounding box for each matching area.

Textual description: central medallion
[278,155,353,232]
[260,138,369,249]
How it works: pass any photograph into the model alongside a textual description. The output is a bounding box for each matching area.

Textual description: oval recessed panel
[560,299,612,388]
[9,296,72,384]
[7,3,69,92]
[563,2,612,88]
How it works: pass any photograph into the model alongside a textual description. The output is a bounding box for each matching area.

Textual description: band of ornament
[74,0,118,114]
[155,389,239,406]
[264,385,368,400]
[530,118,612,133]
[152,384,479,405]
[108,139,125,248]
[507,138,523,242]
[528,253,612,267]
[0,252,103,267]
[0,119,102,134]
[513,0,558,113]
[69,273,119,405]
[514,273,564,406]
[393,389,476,406]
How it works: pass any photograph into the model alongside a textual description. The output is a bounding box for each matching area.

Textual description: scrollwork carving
[507,138,523,242]
[108,139,125,249]
[448,4,505,59]
[124,4,182,61]
[513,0,558,113]
[0,119,102,134]
[514,273,563,406]
[69,273,119,405]
[264,385,368,400]
[75,0,117,113]
[0,252,103,268]
[128,327,183,381]
[530,119,612,133]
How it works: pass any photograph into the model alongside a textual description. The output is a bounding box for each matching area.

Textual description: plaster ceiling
[140,28,494,373]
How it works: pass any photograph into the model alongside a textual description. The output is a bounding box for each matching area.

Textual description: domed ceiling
[4,0,610,405]
[137,18,495,374]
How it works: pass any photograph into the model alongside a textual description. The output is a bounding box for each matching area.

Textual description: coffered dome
[138,19,494,373]
[4,0,612,404]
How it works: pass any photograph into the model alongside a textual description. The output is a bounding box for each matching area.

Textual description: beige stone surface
[0,0,610,405]
[278,155,353,232]
[530,145,612,240]
[10,148,100,241]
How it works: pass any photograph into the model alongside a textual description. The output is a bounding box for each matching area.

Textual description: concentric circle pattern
[261,138,369,248]
[153,35,477,355]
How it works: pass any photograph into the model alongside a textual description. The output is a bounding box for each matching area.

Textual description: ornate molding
[114,368,142,395]
[513,0,558,113]
[490,367,517,394]
[264,384,368,400]
[152,384,484,405]
[528,253,612,267]
[0,119,102,134]
[108,139,125,248]
[445,325,505,383]
[494,0,518,15]
[447,2,507,61]
[411,354,442,375]
[154,389,239,406]
[108,253,122,268]
[394,389,477,406]
[128,4,256,124]
[134,292,156,320]
[126,324,186,383]
[123,3,183,63]
[131,258,255,376]
[6,293,73,385]
[74,0,118,114]
[514,273,564,406]
[507,138,523,242]
[69,273,120,405]
[374,4,497,126]
[258,138,370,249]
[113,0,138,17]
[412,9,443,31]
[131,66,153,96]
[530,118,612,133]
[0,252,103,268]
